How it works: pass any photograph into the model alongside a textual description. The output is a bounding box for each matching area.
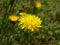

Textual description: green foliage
[0,0,60,45]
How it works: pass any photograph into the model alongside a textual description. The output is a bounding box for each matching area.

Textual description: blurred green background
[0,0,60,45]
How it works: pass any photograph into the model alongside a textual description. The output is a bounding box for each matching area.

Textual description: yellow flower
[8,15,19,22]
[32,2,42,9]
[18,13,42,31]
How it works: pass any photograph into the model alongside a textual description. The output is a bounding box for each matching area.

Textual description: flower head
[19,12,42,31]
[8,15,19,22]
[32,1,42,9]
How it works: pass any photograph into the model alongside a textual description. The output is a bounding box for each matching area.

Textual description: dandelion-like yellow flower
[32,2,42,9]
[18,13,42,31]
[8,15,19,22]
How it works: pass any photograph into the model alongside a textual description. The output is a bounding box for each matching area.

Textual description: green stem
[21,32,28,45]
[33,7,37,14]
